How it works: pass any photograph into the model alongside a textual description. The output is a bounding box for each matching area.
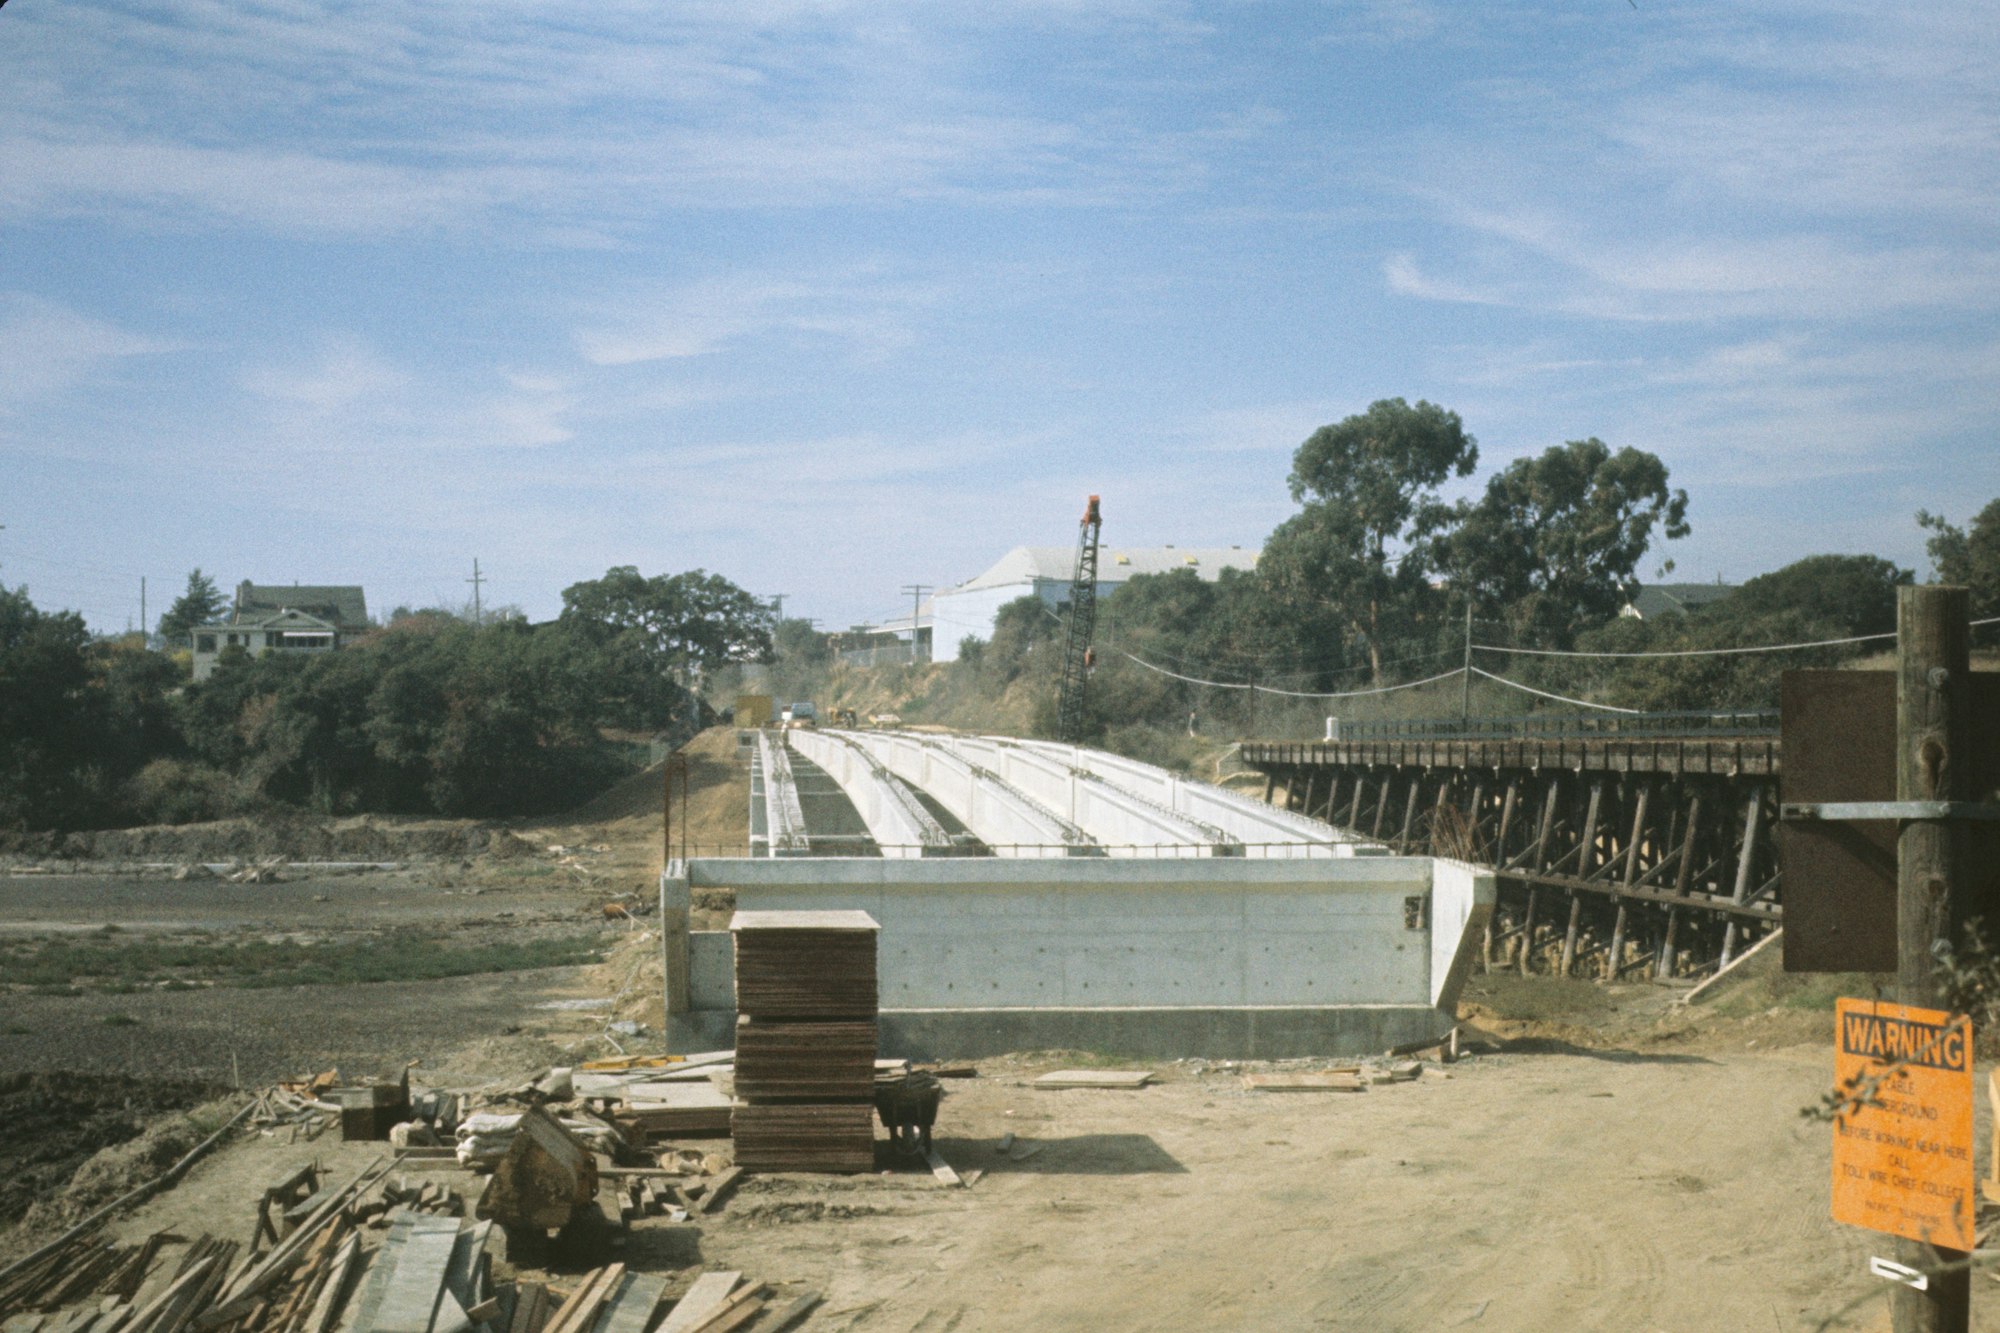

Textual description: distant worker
[1188,710,1198,737]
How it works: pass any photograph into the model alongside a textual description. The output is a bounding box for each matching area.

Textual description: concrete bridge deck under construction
[662,727,1493,1059]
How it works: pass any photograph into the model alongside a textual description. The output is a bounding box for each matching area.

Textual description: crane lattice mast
[1055,495,1103,743]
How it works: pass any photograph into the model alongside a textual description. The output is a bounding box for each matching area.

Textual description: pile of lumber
[0,1156,399,1333]
[0,1219,825,1333]
[732,1019,875,1102]
[506,1267,817,1333]
[729,912,878,1017]
[728,1105,877,1175]
[728,910,880,1174]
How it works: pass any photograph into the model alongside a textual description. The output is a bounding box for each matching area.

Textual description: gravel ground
[0,966,611,1085]
[0,870,592,933]
[0,870,641,1085]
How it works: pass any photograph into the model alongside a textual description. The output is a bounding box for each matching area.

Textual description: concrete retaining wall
[662,854,1492,1059]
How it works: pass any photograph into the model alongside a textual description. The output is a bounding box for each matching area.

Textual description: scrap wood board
[1032,1070,1153,1089]
[657,1272,741,1333]
[1242,1073,1364,1092]
[622,1084,734,1109]
[1830,997,1975,1250]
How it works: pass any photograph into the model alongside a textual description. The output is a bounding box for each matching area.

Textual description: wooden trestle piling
[1241,720,1782,981]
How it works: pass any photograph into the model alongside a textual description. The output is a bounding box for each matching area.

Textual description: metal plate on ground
[1780,670,2000,973]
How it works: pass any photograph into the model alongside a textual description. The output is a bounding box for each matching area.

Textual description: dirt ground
[8,728,1996,1330]
[75,980,1981,1333]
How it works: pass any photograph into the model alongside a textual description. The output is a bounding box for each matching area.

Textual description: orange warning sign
[1831,997,1975,1249]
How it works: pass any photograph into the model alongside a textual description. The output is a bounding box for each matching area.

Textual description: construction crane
[1055,494,1103,743]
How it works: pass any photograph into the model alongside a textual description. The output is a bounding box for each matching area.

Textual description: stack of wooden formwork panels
[729,910,880,1173]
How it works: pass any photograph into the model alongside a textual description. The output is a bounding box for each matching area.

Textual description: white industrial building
[922,543,1260,662]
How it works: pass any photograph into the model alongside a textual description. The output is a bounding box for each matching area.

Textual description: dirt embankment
[527,726,750,871]
[1,816,543,866]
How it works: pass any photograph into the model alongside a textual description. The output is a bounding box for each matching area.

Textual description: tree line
[0,567,774,832]
[913,400,2000,744]
[8,396,1997,830]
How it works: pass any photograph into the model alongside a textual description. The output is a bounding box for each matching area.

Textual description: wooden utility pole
[1894,583,1971,1333]
[900,584,930,664]
[1460,599,1473,720]
[466,558,486,625]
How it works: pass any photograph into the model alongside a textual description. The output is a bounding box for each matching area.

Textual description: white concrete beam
[837,730,1094,856]
[787,729,951,858]
[756,731,810,856]
[937,735,1238,855]
[1015,738,1362,856]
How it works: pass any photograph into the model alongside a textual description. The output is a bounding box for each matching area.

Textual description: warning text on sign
[1830,998,1974,1251]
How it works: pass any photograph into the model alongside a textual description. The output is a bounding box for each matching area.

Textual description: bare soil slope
[527,726,749,875]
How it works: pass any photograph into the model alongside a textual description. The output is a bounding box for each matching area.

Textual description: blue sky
[3,1,1996,635]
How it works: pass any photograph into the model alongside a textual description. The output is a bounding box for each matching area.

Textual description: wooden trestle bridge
[1241,710,1782,981]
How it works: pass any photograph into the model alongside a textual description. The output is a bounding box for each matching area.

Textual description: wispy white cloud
[576,267,943,366]
[0,296,176,407]
[2,2,1241,238]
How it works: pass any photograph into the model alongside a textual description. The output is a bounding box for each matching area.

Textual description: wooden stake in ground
[1894,584,1971,1333]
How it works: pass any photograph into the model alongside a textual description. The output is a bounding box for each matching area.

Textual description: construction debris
[454,1113,619,1169]
[1032,1070,1154,1090]
[223,857,289,883]
[474,1108,599,1235]
[614,1085,735,1141]
[1241,1072,1364,1093]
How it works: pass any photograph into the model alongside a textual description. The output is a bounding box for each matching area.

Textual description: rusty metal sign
[1779,670,2000,973]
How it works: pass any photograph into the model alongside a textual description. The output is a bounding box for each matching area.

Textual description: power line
[1475,614,2000,660]
[1469,666,1641,714]
[1116,648,1467,700]
[1040,596,1457,683]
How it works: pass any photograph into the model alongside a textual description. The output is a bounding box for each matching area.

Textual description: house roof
[1624,582,1736,619]
[235,582,368,627]
[198,608,340,633]
[944,545,1259,595]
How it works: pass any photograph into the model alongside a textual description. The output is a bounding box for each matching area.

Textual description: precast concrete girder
[755,731,810,856]
[787,729,951,858]
[836,730,1095,856]
[1017,738,1359,856]
[941,735,1238,855]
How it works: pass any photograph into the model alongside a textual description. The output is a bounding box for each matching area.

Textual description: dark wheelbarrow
[873,1070,942,1158]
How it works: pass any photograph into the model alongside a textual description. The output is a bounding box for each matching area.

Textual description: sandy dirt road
[100,1029,1979,1333]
